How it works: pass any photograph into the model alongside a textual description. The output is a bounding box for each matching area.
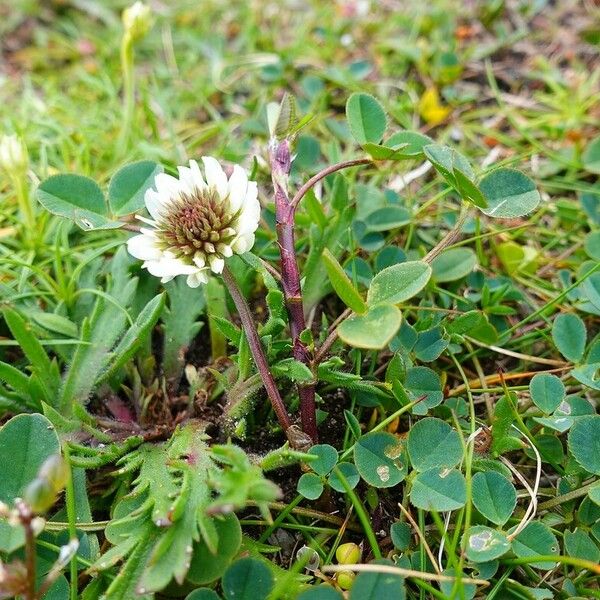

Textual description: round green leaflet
[328,462,360,493]
[551,312,586,363]
[431,247,477,282]
[385,130,433,157]
[584,230,600,261]
[348,559,405,600]
[471,471,517,526]
[0,413,60,553]
[297,473,324,500]
[568,415,600,475]
[583,135,600,174]
[589,483,600,507]
[533,395,595,433]
[529,373,565,414]
[298,586,343,600]
[353,431,407,488]
[470,559,499,580]
[186,514,242,585]
[464,526,511,563]
[345,93,387,145]
[527,433,564,465]
[366,261,432,306]
[185,590,222,600]
[307,444,338,476]
[390,522,411,551]
[478,168,540,219]
[509,521,559,570]
[440,568,476,600]
[108,160,162,217]
[577,495,600,525]
[364,206,411,232]
[222,557,274,600]
[36,173,118,230]
[409,468,467,511]
[337,304,402,350]
[405,366,444,415]
[564,528,600,564]
[407,417,463,472]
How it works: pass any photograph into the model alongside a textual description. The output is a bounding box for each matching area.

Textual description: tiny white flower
[127,157,260,288]
[0,134,28,173]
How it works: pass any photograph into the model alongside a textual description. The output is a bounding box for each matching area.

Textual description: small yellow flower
[419,87,451,126]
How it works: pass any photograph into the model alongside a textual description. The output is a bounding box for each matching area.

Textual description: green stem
[13,173,35,246]
[450,353,476,589]
[258,494,303,543]
[537,480,599,511]
[502,262,600,337]
[503,555,600,573]
[339,400,419,461]
[332,465,381,559]
[424,208,470,263]
[63,445,79,600]
[36,539,95,570]
[119,32,135,151]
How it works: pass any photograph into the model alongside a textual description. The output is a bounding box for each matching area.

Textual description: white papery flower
[122,1,152,40]
[127,157,260,288]
[0,134,28,173]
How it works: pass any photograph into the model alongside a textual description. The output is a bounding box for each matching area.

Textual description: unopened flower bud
[39,455,69,493]
[336,570,355,590]
[122,1,152,41]
[30,517,46,537]
[0,134,28,173]
[57,538,79,567]
[23,478,56,514]
[336,542,361,565]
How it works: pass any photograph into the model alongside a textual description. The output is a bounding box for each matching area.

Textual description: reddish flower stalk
[222,266,294,440]
[270,140,318,442]
[270,141,374,443]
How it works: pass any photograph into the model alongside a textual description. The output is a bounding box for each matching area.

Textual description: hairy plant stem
[270,139,317,442]
[424,209,470,263]
[221,266,293,440]
[289,157,372,211]
[269,146,374,442]
[16,500,36,600]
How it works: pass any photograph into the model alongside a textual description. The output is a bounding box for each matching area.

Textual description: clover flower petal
[126,158,260,286]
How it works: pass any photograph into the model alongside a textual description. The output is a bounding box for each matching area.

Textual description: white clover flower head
[122,1,152,40]
[127,157,260,288]
[0,134,28,173]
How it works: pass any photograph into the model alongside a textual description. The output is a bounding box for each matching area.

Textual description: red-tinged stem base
[222,266,293,439]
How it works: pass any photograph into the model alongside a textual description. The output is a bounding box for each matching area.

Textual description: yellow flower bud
[336,570,355,590]
[336,542,361,565]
